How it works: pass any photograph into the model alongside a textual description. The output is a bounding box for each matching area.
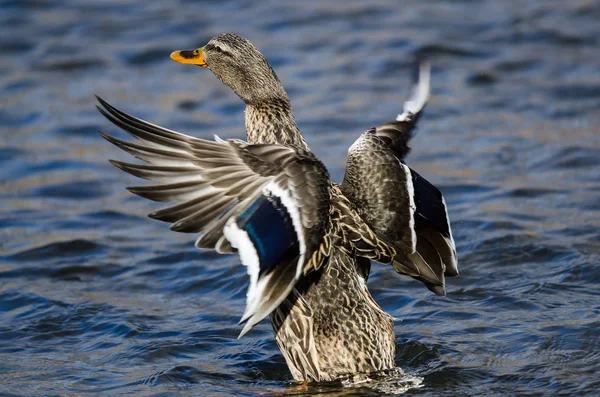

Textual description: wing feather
[98,97,331,335]
[341,61,458,295]
[109,160,203,183]
[99,132,196,166]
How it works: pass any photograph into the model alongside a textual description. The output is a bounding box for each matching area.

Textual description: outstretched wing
[97,97,331,336]
[341,62,458,296]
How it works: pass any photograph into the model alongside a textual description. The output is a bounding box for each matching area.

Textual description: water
[1,0,599,395]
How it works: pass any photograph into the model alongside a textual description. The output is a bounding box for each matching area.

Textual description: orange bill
[170,47,208,68]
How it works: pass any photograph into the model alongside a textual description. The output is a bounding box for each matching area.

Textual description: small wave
[340,368,424,394]
[31,180,109,200]
[38,58,106,72]
[7,239,104,262]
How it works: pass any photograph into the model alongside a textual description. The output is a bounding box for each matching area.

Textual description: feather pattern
[270,289,321,381]
[341,60,457,295]
[97,97,332,335]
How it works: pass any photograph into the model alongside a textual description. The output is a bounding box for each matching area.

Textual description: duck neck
[244,97,309,150]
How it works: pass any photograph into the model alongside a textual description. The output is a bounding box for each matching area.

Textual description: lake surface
[1,0,599,395]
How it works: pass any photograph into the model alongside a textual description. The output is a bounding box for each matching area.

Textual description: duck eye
[207,44,231,57]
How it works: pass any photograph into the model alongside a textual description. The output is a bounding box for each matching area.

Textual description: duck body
[270,200,396,381]
[243,97,396,381]
[242,104,395,379]
[102,33,457,383]
[293,250,395,381]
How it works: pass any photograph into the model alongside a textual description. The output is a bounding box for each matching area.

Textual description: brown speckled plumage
[292,248,396,381]
[245,98,309,151]
[99,33,458,383]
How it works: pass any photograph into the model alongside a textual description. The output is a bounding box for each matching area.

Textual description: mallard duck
[98,33,458,383]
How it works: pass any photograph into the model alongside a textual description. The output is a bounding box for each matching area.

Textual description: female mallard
[98,33,458,383]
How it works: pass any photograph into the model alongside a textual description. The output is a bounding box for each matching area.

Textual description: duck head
[170,33,288,105]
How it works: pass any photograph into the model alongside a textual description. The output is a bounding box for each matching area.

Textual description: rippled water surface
[2,0,600,395]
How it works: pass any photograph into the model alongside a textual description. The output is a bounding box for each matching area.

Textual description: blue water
[1,1,600,395]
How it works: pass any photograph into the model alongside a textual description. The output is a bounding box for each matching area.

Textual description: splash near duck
[99,33,457,383]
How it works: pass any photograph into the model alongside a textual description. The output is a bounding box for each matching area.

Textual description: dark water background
[1,0,600,395]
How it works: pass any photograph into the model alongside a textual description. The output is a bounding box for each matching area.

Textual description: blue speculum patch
[237,195,299,276]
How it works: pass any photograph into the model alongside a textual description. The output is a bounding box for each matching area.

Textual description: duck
[98,33,458,383]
